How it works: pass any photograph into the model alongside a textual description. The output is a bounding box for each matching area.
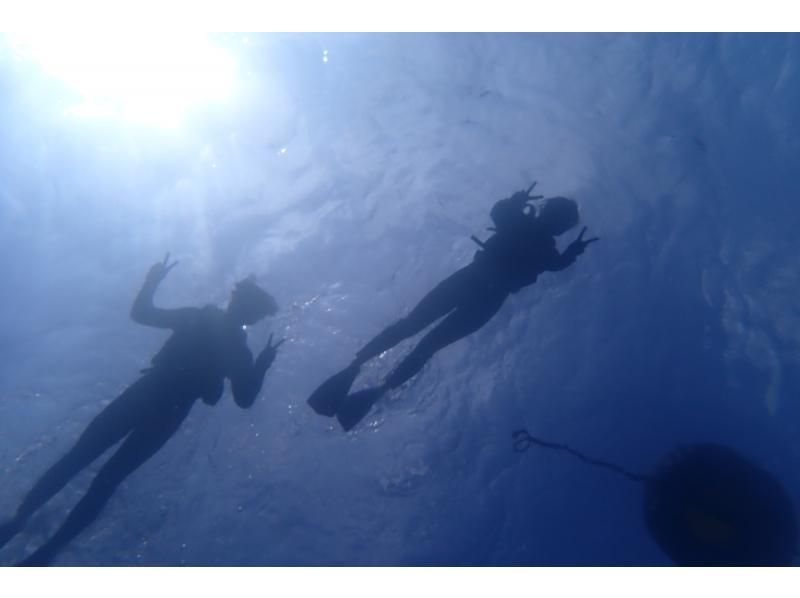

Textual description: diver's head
[537,196,579,236]
[227,277,278,325]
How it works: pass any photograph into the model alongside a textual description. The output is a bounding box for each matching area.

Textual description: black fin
[307,363,361,417]
[336,387,385,431]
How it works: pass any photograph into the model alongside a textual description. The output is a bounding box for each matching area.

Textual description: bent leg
[19,399,193,566]
[355,265,476,364]
[385,290,507,389]
[311,264,486,419]
[12,376,157,526]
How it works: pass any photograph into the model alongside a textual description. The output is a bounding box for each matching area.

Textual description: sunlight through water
[7,32,237,128]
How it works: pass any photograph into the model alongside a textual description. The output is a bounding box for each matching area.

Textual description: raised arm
[546,227,599,272]
[230,334,285,409]
[490,183,543,232]
[130,253,194,329]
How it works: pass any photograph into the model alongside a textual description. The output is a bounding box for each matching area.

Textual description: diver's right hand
[507,181,544,206]
[146,252,179,284]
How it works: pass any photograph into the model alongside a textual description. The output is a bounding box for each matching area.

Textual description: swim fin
[336,387,385,431]
[307,363,361,417]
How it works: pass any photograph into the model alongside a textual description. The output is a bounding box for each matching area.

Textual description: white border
[0,1,799,31]
[2,567,800,598]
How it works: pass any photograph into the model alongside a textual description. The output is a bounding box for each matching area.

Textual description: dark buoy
[644,443,797,566]
[513,430,798,566]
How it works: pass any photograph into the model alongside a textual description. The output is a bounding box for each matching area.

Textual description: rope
[512,429,649,484]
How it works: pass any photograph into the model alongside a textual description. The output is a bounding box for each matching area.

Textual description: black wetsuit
[355,196,579,389]
[1,274,273,565]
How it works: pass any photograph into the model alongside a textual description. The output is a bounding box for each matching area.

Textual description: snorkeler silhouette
[0,254,283,566]
[307,183,598,431]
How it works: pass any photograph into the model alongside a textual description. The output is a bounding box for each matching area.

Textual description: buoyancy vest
[474,207,559,293]
[148,306,245,404]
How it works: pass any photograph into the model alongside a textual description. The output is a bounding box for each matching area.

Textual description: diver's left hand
[567,227,599,256]
[259,334,286,366]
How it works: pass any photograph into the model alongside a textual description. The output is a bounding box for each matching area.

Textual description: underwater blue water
[0,33,799,565]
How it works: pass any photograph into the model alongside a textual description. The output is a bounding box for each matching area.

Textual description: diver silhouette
[307,183,598,430]
[0,254,283,566]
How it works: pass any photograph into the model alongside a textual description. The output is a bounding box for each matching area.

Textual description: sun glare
[9,32,237,128]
